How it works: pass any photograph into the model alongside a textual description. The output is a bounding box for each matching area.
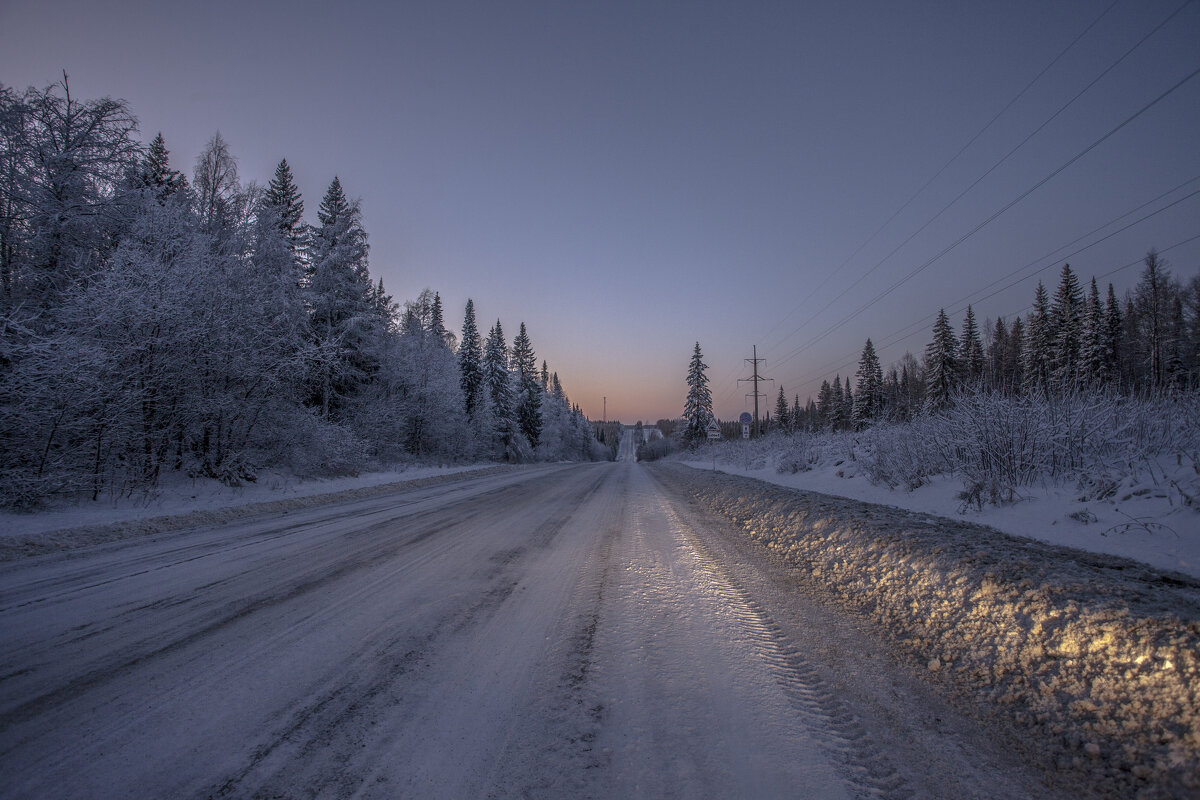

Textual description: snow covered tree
[263,158,305,259]
[816,379,833,428]
[511,322,542,449]
[193,132,242,239]
[924,309,959,409]
[484,320,527,460]
[1049,263,1083,388]
[853,338,883,426]
[959,305,983,386]
[682,342,712,447]
[1022,282,1051,395]
[774,386,791,434]
[1133,249,1176,390]
[0,76,140,303]
[1104,283,1123,389]
[458,298,484,419]
[140,133,186,199]
[305,176,377,419]
[1080,277,1105,386]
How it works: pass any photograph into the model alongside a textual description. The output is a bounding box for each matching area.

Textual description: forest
[0,78,605,507]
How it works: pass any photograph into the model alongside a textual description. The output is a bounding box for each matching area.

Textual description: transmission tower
[737,345,773,437]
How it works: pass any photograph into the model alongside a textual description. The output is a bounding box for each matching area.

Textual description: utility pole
[738,345,773,438]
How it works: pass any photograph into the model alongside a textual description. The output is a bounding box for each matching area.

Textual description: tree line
[0,77,603,506]
[770,255,1200,434]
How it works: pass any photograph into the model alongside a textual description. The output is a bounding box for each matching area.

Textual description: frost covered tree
[682,342,712,447]
[774,386,791,434]
[263,158,305,260]
[1133,249,1175,390]
[853,338,883,426]
[1022,282,1051,395]
[511,322,542,449]
[140,133,186,200]
[1104,284,1123,389]
[959,305,983,387]
[1080,277,1105,386]
[0,76,140,303]
[924,309,959,409]
[1049,263,1083,388]
[484,320,527,460]
[305,176,377,419]
[193,132,243,240]
[458,298,484,419]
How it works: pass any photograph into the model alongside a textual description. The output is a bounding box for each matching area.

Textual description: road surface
[0,444,1053,798]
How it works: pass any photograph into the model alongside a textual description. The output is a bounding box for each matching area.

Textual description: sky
[2,0,1198,423]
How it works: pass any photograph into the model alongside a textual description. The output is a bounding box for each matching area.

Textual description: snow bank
[0,465,509,561]
[655,462,1200,798]
[683,435,1200,579]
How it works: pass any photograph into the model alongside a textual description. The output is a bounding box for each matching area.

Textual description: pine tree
[816,380,833,429]
[959,305,983,386]
[853,338,883,426]
[458,299,484,419]
[1008,316,1025,394]
[774,386,791,434]
[1104,283,1122,388]
[843,376,853,429]
[428,292,447,342]
[830,376,845,430]
[986,317,1008,391]
[1080,277,1104,386]
[511,322,542,449]
[305,176,375,418]
[924,309,959,409]
[682,342,713,447]
[263,158,305,256]
[792,394,803,432]
[540,360,550,392]
[1023,282,1051,395]
[1049,263,1083,387]
[141,132,185,198]
[484,320,522,459]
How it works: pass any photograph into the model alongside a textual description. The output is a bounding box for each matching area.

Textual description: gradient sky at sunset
[3,0,1197,422]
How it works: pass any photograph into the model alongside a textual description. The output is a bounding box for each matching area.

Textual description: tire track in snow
[658,493,911,800]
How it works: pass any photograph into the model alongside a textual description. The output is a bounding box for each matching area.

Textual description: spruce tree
[1022,282,1051,395]
[1008,316,1025,393]
[305,177,375,419]
[428,292,447,344]
[924,309,959,409]
[960,305,983,386]
[511,322,542,448]
[1049,263,1083,387]
[817,380,833,428]
[831,376,845,430]
[264,158,305,256]
[1104,283,1122,388]
[987,317,1008,391]
[774,386,791,434]
[853,338,883,426]
[141,132,185,198]
[682,342,713,447]
[458,299,484,419]
[484,320,520,459]
[1080,277,1104,386]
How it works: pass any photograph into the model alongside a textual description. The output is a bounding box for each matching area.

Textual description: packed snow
[684,437,1199,579]
[654,462,1200,798]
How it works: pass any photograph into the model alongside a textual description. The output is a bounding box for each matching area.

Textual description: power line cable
[769,61,1200,377]
[755,0,1124,353]
[764,0,1196,361]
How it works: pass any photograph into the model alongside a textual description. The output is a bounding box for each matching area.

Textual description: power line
[769,61,1200,377]
[755,0,1123,354]
[764,0,1196,360]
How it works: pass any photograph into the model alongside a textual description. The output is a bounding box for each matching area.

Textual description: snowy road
[0,458,1051,799]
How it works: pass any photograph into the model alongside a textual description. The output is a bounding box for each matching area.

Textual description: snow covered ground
[0,460,1059,799]
[684,442,1200,579]
[655,462,1200,797]
[0,464,496,544]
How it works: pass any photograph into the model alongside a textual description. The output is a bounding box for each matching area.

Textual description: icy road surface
[0,458,1053,798]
